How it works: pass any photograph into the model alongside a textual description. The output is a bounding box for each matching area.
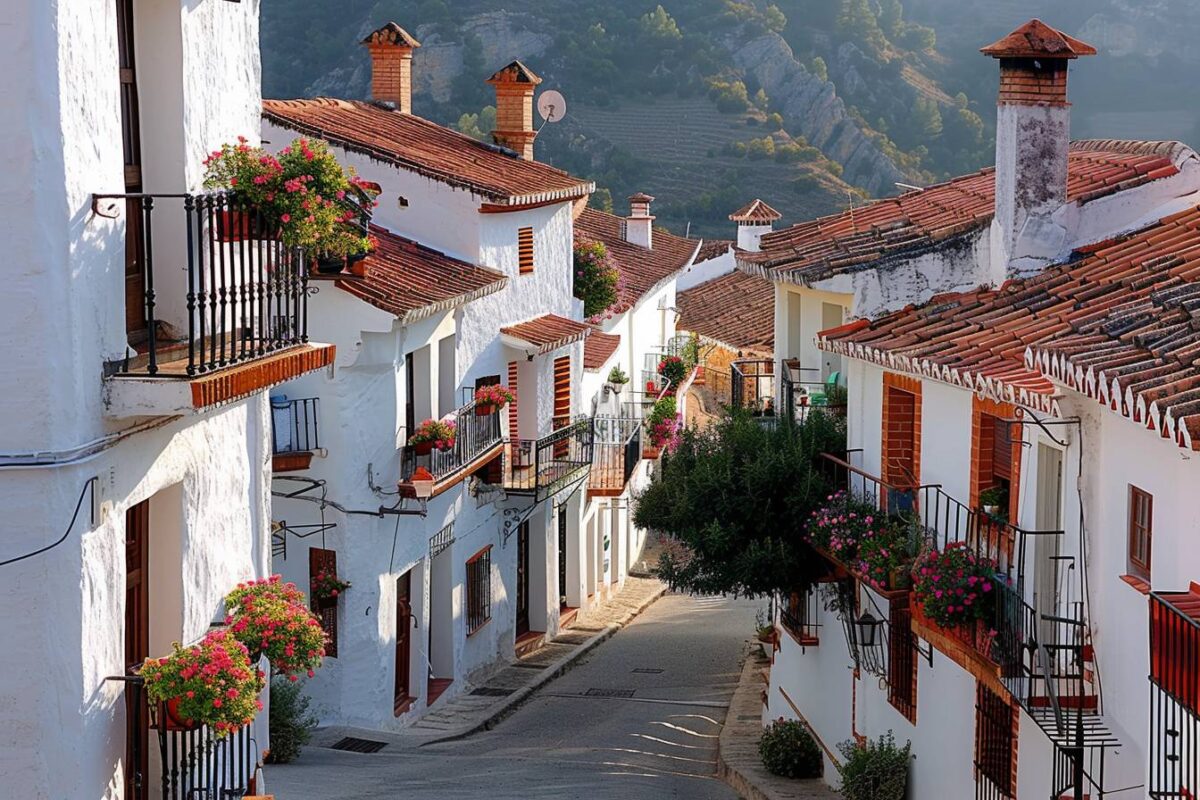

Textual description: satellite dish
[537,90,567,126]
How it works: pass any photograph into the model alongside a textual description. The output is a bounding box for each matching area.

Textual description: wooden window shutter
[553,356,571,429]
[507,361,519,440]
[993,416,1013,481]
[309,547,339,657]
[518,227,534,274]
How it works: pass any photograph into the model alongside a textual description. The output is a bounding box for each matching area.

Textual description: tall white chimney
[729,199,781,252]
[625,193,655,249]
[982,19,1095,275]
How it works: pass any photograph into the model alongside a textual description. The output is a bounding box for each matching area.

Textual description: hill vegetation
[262,0,995,238]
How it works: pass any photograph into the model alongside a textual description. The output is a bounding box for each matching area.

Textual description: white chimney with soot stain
[983,19,1096,276]
[728,198,782,252]
[362,22,421,114]
[625,193,655,249]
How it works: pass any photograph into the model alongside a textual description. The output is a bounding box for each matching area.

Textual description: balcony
[1149,590,1200,798]
[95,192,335,416]
[496,418,594,503]
[271,396,321,472]
[588,417,642,498]
[398,401,503,498]
[731,358,775,417]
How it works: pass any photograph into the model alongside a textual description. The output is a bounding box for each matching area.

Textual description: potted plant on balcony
[224,577,327,681]
[203,136,379,261]
[573,239,621,321]
[139,629,264,737]
[644,396,679,457]
[804,491,880,564]
[856,519,916,593]
[913,544,999,649]
[657,355,687,388]
[311,571,351,608]
[606,366,629,395]
[474,384,515,416]
[979,485,1007,518]
[409,418,457,456]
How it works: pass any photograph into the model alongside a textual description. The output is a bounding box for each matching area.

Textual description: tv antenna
[536,90,567,131]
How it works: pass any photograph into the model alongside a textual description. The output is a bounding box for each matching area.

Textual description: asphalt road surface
[269,591,758,799]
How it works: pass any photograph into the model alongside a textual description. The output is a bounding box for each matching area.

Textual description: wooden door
[116,0,146,337]
[516,521,530,636]
[124,500,150,800]
[394,572,412,714]
[558,504,569,610]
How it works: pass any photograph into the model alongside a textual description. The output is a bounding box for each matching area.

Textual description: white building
[574,199,700,600]
[763,20,1200,800]
[260,23,605,730]
[0,1,334,798]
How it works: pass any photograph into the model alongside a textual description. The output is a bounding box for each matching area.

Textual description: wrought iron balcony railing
[590,417,642,496]
[499,418,594,502]
[731,358,775,415]
[271,396,320,455]
[97,192,311,378]
[400,401,503,489]
[1149,590,1200,798]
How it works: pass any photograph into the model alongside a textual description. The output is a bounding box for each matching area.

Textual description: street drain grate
[470,686,517,697]
[331,737,388,754]
[631,668,664,674]
[586,688,636,698]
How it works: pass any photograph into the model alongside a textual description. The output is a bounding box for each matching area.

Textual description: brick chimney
[487,61,542,160]
[729,199,782,252]
[625,193,655,249]
[362,22,421,114]
[982,19,1095,274]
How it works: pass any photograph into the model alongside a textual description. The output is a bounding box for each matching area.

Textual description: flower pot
[163,697,203,732]
[346,249,369,266]
[348,258,369,277]
[216,210,264,243]
[646,380,658,393]
[756,628,776,643]
[475,403,497,417]
[888,566,913,591]
[434,441,456,453]
[413,441,433,456]
[315,593,338,611]
[314,255,345,274]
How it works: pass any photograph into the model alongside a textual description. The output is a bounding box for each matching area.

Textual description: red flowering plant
[224,576,327,681]
[912,544,1000,629]
[203,136,379,258]
[409,418,457,452]
[311,571,351,603]
[855,518,919,592]
[139,629,264,737]
[657,355,688,387]
[804,491,885,562]
[474,384,515,410]
[573,239,622,320]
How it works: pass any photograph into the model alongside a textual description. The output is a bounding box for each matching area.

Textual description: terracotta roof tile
[262,98,592,205]
[729,199,782,223]
[583,331,621,370]
[980,19,1097,59]
[575,208,700,313]
[696,239,734,262]
[677,270,774,355]
[336,225,507,321]
[501,314,591,354]
[744,140,1188,284]
[820,205,1200,451]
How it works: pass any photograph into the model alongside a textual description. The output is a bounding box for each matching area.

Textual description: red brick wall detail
[881,373,922,489]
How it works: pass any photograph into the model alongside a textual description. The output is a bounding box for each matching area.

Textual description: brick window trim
[1128,485,1153,581]
[881,372,922,489]
[970,396,1021,520]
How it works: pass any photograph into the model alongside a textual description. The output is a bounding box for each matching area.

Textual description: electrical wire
[0,477,97,567]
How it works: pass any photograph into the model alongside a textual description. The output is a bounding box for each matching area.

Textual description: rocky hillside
[261,0,994,238]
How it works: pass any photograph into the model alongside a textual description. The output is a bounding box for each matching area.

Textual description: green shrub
[836,731,911,800]
[265,677,318,764]
[573,239,620,318]
[646,396,677,430]
[759,719,823,778]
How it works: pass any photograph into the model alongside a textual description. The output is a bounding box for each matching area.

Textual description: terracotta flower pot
[413,441,433,456]
[163,697,203,732]
[475,403,496,417]
[216,210,263,243]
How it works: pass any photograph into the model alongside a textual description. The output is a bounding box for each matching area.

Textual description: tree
[810,56,829,83]
[640,5,682,41]
[763,4,788,33]
[634,412,847,597]
[453,106,496,142]
[912,97,943,140]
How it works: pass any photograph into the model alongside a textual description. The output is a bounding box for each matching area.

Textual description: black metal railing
[780,587,821,644]
[271,397,320,455]
[99,192,310,377]
[780,359,835,422]
[818,452,918,517]
[111,673,258,799]
[1149,592,1200,798]
[590,417,642,493]
[501,418,594,502]
[731,358,775,415]
[400,401,502,484]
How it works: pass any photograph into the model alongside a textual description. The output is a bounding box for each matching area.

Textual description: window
[507,361,520,440]
[466,547,492,635]
[1129,486,1153,580]
[974,683,1016,798]
[309,548,339,657]
[518,226,534,274]
[888,603,917,722]
[780,588,819,646]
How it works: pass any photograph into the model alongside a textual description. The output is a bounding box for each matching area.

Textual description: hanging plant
[140,629,264,737]
[573,239,621,319]
[657,355,687,387]
[224,576,327,681]
[474,384,515,413]
[409,418,457,454]
[311,571,351,603]
[912,544,1000,629]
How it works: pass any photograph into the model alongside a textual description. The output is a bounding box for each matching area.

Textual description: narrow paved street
[269,592,757,799]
